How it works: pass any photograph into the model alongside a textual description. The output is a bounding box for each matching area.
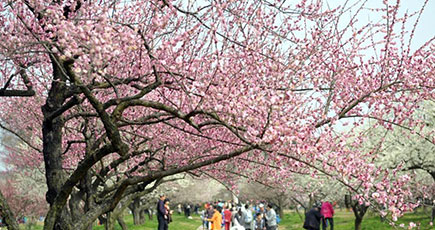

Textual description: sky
[325,0,435,51]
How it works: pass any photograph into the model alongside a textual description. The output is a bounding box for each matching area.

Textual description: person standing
[177,204,182,214]
[254,213,265,230]
[157,194,168,230]
[186,204,191,217]
[321,201,334,230]
[234,207,243,227]
[265,204,277,230]
[223,205,232,230]
[207,205,223,230]
[201,209,209,230]
[207,204,215,230]
[303,202,323,230]
[242,204,253,230]
[258,204,267,229]
[164,199,173,225]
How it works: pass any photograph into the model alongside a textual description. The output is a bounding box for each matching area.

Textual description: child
[254,213,265,230]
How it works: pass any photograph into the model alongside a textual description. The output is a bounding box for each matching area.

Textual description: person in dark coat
[157,194,168,230]
[303,202,323,230]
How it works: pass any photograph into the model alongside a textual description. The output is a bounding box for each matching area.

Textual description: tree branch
[0,123,42,153]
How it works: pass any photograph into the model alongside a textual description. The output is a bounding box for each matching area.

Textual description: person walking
[207,205,223,230]
[265,204,277,230]
[157,194,168,230]
[303,202,323,230]
[321,201,334,230]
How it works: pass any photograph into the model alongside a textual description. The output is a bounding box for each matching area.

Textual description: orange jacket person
[207,205,223,230]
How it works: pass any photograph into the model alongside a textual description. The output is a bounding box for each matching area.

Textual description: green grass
[7,209,432,230]
[279,209,434,230]
[92,213,202,230]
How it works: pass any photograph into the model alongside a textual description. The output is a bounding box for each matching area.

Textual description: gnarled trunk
[42,60,70,230]
[117,213,128,230]
[129,197,146,225]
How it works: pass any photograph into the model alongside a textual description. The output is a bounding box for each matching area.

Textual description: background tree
[361,100,435,222]
[0,128,47,229]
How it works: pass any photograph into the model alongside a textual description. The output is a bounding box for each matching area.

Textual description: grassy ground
[4,209,432,230]
[91,209,433,230]
[279,209,434,230]
[92,213,202,230]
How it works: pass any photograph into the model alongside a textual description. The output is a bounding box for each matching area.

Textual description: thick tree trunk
[42,60,71,230]
[105,208,128,230]
[132,209,142,225]
[130,198,145,225]
[117,214,128,230]
[105,213,115,230]
[354,216,363,230]
[0,190,19,230]
[82,164,95,230]
[140,209,146,222]
[351,202,367,230]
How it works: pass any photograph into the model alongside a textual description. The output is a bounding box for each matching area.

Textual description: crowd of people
[156,196,280,230]
[199,200,280,230]
[156,194,335,230]
[176,203,201,218]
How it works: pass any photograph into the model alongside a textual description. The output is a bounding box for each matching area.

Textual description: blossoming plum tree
[0,0,433,229]
[361,100,435,223]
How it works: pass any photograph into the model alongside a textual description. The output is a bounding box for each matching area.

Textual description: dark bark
[105,199,130,230]
[0,189,19,230]
[431,206,434,223]
[42,59,72,230]
[429,171,435,222]
[83,175,95,230]
[0,68,35,97]
[351,202,368,230]
[0,89,35,97]
[355,216,363,230]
